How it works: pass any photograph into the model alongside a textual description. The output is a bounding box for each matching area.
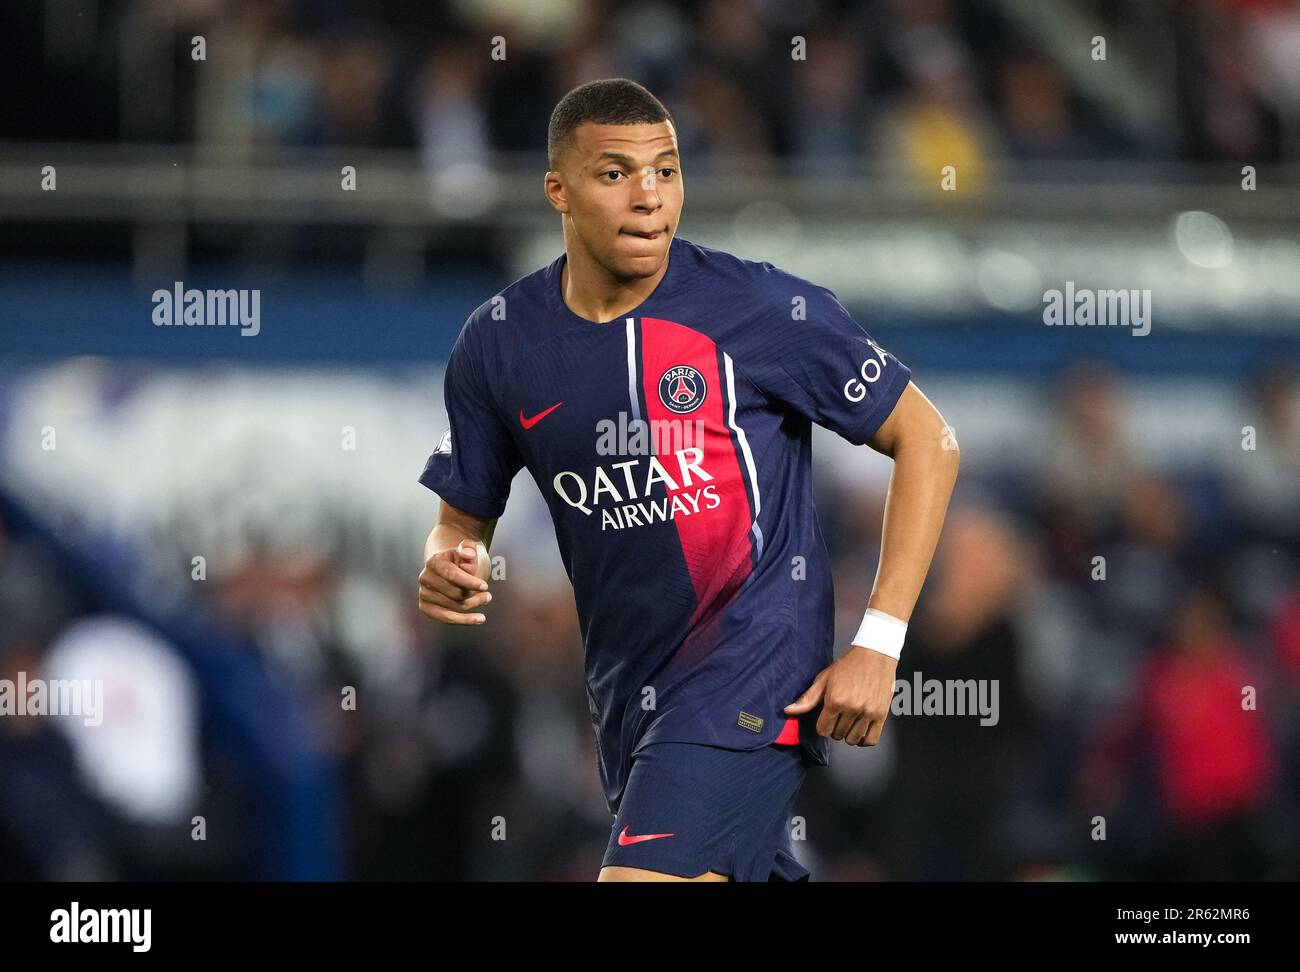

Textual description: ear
[544,170,568,214]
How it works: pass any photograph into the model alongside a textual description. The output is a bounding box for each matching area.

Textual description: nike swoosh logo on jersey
[618,826,675,846]
[520,401,564,429]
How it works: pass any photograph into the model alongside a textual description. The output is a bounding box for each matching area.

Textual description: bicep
[866,381,955,459]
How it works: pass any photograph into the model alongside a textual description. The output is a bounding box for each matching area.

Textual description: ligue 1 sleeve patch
[737,710,765,732]
[433,427,452,455]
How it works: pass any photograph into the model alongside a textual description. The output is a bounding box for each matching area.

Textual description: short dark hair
[547,78,673,170]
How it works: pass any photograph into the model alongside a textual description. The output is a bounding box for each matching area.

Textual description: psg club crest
[658,365,707,414]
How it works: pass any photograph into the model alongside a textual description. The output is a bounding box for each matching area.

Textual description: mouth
[621,229,666,241]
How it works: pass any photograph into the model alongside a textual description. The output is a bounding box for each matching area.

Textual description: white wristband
[851,608,907,660]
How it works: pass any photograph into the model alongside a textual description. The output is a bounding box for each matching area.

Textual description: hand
[783,645,898,746]
[418,539,492,625]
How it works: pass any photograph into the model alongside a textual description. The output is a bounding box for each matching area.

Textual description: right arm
[424,500,497,563]
[416,312,521,626]
[418,500,497,625]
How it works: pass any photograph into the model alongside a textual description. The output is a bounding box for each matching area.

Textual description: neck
[561,230,669,324]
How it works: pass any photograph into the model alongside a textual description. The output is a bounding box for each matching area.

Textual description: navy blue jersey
[419,236,911,812]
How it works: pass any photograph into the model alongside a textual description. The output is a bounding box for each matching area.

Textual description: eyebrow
[593,149,679,167]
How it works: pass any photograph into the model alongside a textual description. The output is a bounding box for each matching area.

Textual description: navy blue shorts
[601,741,812,881]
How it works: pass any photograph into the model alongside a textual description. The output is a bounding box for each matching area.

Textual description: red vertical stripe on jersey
[639,317,755,627]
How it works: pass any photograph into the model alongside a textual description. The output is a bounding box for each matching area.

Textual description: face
[546,120,683,280]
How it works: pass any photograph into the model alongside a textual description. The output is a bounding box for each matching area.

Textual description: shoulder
[677,237,842,319]
[465,260,552,335]
[459,253,561,358]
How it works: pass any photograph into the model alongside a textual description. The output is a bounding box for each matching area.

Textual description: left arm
[863,380,961,624]
[784,381,960,745]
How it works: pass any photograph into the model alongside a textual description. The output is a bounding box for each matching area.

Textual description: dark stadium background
[1,0,1298,880]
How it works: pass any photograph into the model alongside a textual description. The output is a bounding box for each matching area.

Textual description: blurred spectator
[1227,363,1300,551]
[876,50,1002,190]
[996,55,1090,162]
[1078,581,1281,878]
[0,519,112,879]
[870,0,1004,190]
[44,616,202,827]
[302,21,409,147]
[874,505,1039,880]
[1098,472,1196,646]
[674,68,777,175]
[1035,363,1148,578]
[416,43,490,168]
[789,31,872,174]
[1174,1,1283,160]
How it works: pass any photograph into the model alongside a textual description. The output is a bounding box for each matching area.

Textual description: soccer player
[417,78,960,882]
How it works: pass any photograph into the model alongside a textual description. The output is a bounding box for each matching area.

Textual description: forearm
[424,503,497,562]
[867,437,960,623]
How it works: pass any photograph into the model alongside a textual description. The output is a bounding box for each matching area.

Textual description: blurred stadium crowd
[10,0,1300,170]
[3,0,1299,882]
[3,357,1298,880]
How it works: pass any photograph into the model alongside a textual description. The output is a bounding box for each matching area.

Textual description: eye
[658,167,677,178]
[602,170,625,182]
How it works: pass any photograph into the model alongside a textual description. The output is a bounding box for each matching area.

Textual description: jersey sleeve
[418,317,523,519]
[743,282,911,445]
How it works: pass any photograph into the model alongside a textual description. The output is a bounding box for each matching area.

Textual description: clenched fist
[418,539,492,625]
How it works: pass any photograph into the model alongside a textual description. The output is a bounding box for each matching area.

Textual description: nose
[631,167,663,213]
